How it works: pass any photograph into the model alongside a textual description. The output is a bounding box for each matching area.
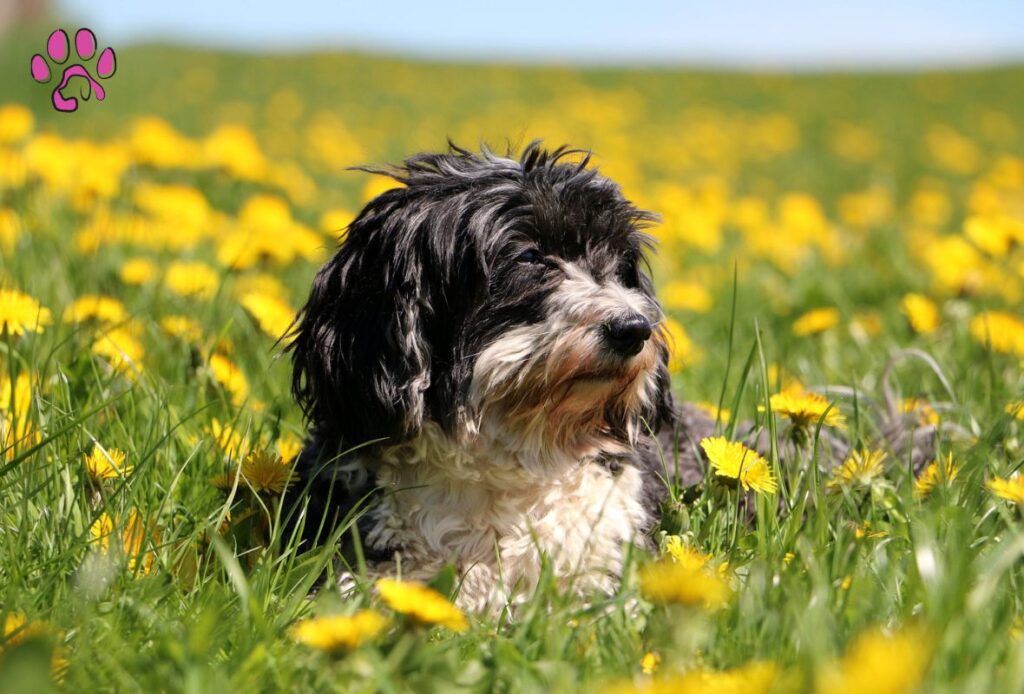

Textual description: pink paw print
[30,28,116,113]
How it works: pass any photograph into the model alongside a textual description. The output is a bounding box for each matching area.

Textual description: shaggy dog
[283,142,935,610]
[284,142,707,610]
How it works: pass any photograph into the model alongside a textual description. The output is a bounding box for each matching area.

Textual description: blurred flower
[63,294,128,324]
[119,257,158,285]
[0,289,51,336]
[376,578,468,631]
[768,387,846,430]
[165,260,220,299]
[816,626,930,694]
[661,316,699,373]
[915,453,960,498]
[901,398,940,426]
[320,208,355,237]
[289,610,387,652]
[637,559,730,608]
[0,208,21,252]
[207,419,248,458]
[276,434,302,463]
[850,311,883,339]
[89,508,158,575]
[663,536,711,569]
[694,401,730,424]
[606,661,777,694]
[900,293,939,334]
[640,652,661,675]
[92,328,144,373]
[986,474,1024,504]
[160,315,203,343]
[970,311,1024,356]
[207,353,249,405]
[792,307,840,336]
[0,104,34,144]
[240,291,295,339]
[1007,401,1024,421]
[659,280,712,313]
[84,445,132,482]
[700,436,777,494]
[828,449,887,490]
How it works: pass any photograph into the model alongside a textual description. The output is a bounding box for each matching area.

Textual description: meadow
[1,32,1024,692]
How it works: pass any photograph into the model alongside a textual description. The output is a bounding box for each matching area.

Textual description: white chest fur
[361,425,651,611]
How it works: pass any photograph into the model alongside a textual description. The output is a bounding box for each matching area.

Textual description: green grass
[1,30,1023,692]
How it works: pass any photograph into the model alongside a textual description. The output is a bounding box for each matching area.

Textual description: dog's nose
[602,314,652,356]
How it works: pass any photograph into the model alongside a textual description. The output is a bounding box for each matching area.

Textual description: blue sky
[60,0,1024,67]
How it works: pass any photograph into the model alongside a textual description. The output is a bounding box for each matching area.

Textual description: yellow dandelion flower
[276,433,303,463]
[361,175,403,203]
[606,661,777,694]
[694,401,731,424]
[239,291,295,339]
[970,310,1024,357]
[63,294,127,324]
[661,316,700,373]
[213,450,293,495]
[119,257,158,285]
[915,453,960,498]
[792,307,840,337]
[0,208,21,252]
[320,208,355,237]
[89,509,158,575]
[783,551,796,564]
[92,328,144,372]
[700,436,778,494]
[768,387,846,429]
[84,445,132,481]
[987,474,1024,504]
[850,311,883,338]
[637,560,730,609]
[160,315,203,342]
[165,260,220,299]
[0,289,51,336]
[207,353,249,405]
[207,418,248,457]
[816,627,930,694]
[901,398,939,425]
[663,536,712,569]
[659,280,712,313]
[289,610,387,652]
[853,521,887,540]
[1006,401,1024,421]
[233,272,290,301]
[0,104,34,144]
[640,652,661,675]
[828,449,887,490]
[1,612,47,651]
[900,293,940,334]
[376,578,468,631]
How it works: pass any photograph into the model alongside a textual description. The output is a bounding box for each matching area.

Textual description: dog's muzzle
[602,313,652,357]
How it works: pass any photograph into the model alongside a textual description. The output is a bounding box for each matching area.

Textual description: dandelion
[816,626,930,694]
[165,260,220,299]
[986,474,1024,505]
[207,419,248,458]
[1,612,46,651]
[700,436,777,494]
[638,560,731,608]
[0,289,51,336]
[276,433,302,463]
[0,208,21,252]
[92,328,144,373]
[694,401,730,424]
[663,535,712,569]
[661,317,699,373]
[915,453,960,498]
[0,104,34,144]
[207,353,249,405]
[160,315,203,342]
[901,398,939,426]
[119,257,158,285]
[659,280,712,313]
[212,450,293,495]
[970,311,1024,357]
[828,449,887,490]
[768,386,846,430]
[900,293,939,334]
[239,291,295,339]
[606,661,777,694]
[854,522,887,540]
[63,294,128,324]
[376,578,469,631]
[289,610,387,652]
[1006,401,1024,421]
[640,652,661,675]
[792,307,840,336]
[84,445,133,481]
[320,208,354,237]
[89,509,158,575]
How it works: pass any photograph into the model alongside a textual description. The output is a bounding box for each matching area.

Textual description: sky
[59,0,1024,68]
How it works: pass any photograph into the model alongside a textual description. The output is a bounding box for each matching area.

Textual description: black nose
[602,314,652,356]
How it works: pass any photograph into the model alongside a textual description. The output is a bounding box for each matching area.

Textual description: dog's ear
[290,192,432,445]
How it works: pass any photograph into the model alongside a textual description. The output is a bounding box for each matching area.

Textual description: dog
[283,142,723,611]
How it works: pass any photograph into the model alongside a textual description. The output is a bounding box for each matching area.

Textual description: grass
[1,27,1023,692]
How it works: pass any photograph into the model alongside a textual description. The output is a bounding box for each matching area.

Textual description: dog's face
[291,144,674,464]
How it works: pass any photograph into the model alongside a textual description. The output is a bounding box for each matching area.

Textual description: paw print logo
[30,28,117,113]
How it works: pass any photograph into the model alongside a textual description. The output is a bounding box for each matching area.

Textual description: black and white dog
[284,142,711,610]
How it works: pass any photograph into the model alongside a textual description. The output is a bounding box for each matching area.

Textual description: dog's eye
[516,248,545,265]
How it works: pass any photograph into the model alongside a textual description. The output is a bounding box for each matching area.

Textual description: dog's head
[291,142,674,466]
